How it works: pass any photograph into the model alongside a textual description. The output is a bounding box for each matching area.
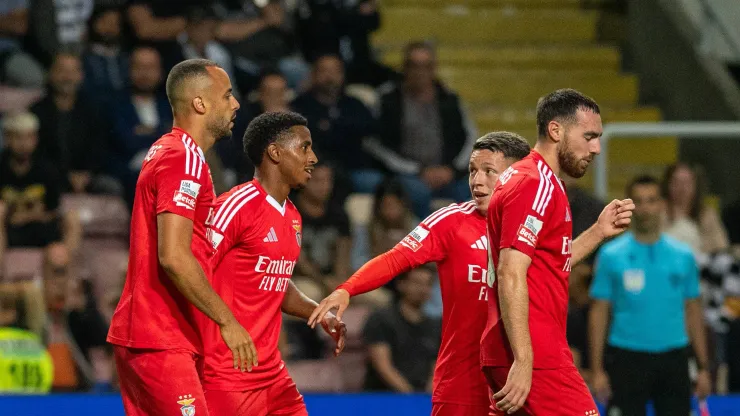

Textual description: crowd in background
[1,0,740,399]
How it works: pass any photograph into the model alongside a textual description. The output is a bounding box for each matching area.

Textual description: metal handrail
[593,122,740,200]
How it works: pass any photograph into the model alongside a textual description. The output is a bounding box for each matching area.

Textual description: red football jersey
[480,150,574,369]
[202,179,302,391]
[393,201,491,406]
[108,128,216,353]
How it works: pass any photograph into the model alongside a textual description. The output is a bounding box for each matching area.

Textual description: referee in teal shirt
[588,175,711,416]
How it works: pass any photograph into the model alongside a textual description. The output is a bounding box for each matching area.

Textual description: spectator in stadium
[175,6,240,101]
[364,41,476,218]
[362,265,440,392]
[82,6,129,98]
[292,54,377,196]
[661,162,729,255]
[107,46,172,207]
[369,178,417,259]
[294,163,352,293]
[214,0,309,91]
[589,175,711,416]
[26,0,94,66]
[31,52,110,194]
[0,112,81,256]
[0,0,44,88]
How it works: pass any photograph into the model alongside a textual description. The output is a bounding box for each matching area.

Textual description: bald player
[108,59,256,416]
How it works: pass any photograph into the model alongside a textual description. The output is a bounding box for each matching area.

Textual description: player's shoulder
[211,181,263,232]
[146,131,206,173]
[501,156,551,189]
[420,201,477,230]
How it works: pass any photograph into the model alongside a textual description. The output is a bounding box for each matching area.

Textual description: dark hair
[473,131,531,161]
[403,40,436,65]
[536,88,600,138]
[165,58,220,111]
[661,162,707,222]
[242,111,308,166]
[626,175,661,199]
[372,178,413,221]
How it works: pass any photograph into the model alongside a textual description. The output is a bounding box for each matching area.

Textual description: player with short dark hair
[108,58,254,416]
[309,129,629,416]
[481,89,633,415]
[203,111,347,416]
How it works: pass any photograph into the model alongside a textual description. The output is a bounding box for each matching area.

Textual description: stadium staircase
[374,0,677,199]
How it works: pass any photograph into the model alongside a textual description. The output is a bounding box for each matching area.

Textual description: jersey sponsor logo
[179,180,201,199]
[263,227,279,243]
[401,235,422,252]
[470,235,488,250]
[467,264,491,301]
[499,166,518,185]
[517,215,543,247]
[623,269,645,293]
[401,225,430,252]
[173,191,196,210]
[255,256,296,275]
[176,395,195,416]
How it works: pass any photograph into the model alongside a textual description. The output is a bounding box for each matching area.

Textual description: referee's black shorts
[605,345,691,416]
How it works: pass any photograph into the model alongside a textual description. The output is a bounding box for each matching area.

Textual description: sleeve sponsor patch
[400,225,430,252]
[517,215,543,247]
[173,180,201,210]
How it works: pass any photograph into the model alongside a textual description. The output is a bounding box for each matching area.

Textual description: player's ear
[547,120,563,143]
[266,142,280,164]
[192,96,206,115]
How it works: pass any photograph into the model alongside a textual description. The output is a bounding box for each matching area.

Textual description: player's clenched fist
[220,319,258,372]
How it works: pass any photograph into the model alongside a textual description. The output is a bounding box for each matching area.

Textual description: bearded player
[309,131,632,416]
[202,112,347,416]
[107,59,256,416]
[481,89,634,415]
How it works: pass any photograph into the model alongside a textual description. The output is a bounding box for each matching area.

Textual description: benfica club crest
[177,395,196,416]
[293,224,302,247]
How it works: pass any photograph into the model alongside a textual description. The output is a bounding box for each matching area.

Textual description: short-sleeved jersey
[590,233,699,353]
[202,179,302,392]
[481,151,574,369]
[393,201,491,406]
[108,128,216,353]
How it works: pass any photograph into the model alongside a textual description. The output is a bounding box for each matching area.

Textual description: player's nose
[589,137,602,155]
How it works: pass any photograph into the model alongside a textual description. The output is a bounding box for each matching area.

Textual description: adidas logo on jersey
[470,236,488,250]
[263,227,279,243]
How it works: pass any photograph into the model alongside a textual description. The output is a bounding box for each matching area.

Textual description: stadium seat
[2,248,44,282]
[287,359,344,392]
[61,194,130,238]
[345,194,374,227]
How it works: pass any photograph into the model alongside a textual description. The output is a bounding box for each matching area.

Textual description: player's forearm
[281,281,318,320]
[571,224,604,265]
[686,300,710,370]
[160,253,235,327]
[497,270,532,363]
[588,300,610,372]
[338,250,413,296]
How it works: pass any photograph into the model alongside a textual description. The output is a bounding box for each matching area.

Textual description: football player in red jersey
[107,59,256,416]
[481,89,633,415]
[309,131,632,416]
[203,111,347,416]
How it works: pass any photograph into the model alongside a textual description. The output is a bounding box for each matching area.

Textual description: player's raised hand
[493,359,532,414]
[596,198,634,239]
[220,318,258,372]
[307,289,350,328]
[319,312,347,356]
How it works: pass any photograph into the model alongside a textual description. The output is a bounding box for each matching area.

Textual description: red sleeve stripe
[212,184,259,231]
[533,160,554,216]
[181,134,203,179]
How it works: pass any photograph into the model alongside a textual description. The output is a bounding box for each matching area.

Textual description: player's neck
[253,170,290,205]
[172,119,214,152]
[533,141,560,176]
[633,229,661,244]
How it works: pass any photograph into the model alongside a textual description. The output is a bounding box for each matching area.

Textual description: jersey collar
[530,150,566,194]
[251,179,287,216]
[173,127,206,161]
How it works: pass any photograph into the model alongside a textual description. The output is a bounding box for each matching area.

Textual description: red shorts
[483,366,598,416]
[114,346,208,416]
[204,367,306,416]
[432,403,490,416]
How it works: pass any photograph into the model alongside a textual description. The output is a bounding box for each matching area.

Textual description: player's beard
[558,135,591,178]
[207,115,233,142]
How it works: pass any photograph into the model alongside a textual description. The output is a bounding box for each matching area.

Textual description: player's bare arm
[571,198,634,265]
[157,213,258,372]
[588,299,611,402]
[493,248,533,414]
[367,343,414,393]
[282,281,346,356]
[686,298,712,398]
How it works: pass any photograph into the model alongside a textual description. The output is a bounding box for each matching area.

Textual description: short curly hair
[243,111,308,166]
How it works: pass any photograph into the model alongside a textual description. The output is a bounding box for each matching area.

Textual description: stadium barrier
[1,393,740,416]
[593,121,740,200]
